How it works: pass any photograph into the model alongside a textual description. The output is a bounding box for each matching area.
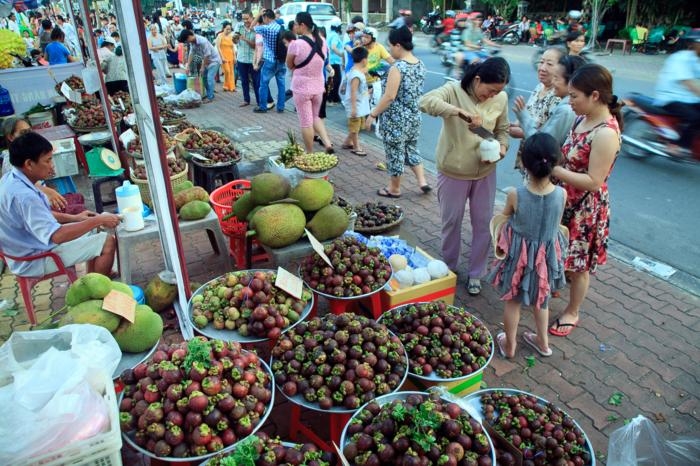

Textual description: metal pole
[113,0,194,339]
[75,0,122,171]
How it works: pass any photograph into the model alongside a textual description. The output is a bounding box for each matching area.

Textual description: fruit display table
[115,210,230,283]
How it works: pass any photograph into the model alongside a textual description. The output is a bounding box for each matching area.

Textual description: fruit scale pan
[377,302,495,383]
[339,391,498,465]
[190,152,242,167]
[296,264,394,301]
[462,388,596,465]
[112,341,158,380]
[270,329,410,414]
[187,269,315,344]
[119,357,276,463]
[354,209,404,234]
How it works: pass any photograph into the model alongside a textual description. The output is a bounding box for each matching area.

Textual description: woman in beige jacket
[419,57,510,295]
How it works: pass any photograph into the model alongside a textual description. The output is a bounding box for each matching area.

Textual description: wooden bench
[606,39,631,55]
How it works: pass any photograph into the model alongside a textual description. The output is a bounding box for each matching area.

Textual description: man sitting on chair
[0,132,121,277]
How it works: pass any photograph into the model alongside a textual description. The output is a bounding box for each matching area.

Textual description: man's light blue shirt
[0,168,61,275]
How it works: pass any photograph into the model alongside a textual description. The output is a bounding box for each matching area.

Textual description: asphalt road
[321,42,700,287]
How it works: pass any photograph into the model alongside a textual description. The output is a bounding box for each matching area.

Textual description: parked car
[278,2,342,31]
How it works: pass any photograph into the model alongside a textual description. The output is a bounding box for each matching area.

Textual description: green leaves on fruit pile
[182,337,211,370]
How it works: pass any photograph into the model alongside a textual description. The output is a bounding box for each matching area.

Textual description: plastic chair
[0,248,78,325]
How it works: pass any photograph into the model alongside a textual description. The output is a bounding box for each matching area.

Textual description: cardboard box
[380,247,457,309]
[49,138,79,179]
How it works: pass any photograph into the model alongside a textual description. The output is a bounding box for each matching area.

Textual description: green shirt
[234,23,255,64]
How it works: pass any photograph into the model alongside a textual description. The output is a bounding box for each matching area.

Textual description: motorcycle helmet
[363,27,378,41]
[446,10,456,18]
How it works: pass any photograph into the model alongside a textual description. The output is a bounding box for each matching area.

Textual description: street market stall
[0,2,621,465]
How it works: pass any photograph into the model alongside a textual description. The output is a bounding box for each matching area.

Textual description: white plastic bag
[0,325,120,465]
[607,415,700,465]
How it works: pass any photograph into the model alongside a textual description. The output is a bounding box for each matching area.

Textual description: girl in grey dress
[489,133,568,359]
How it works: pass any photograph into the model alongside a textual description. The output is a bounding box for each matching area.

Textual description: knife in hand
[458,113,495,139]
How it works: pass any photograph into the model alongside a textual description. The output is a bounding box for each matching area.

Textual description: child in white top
[341,47,371,156]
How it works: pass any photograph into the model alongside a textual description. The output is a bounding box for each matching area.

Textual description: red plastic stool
[309,291,384,320]
[288,404,352,452]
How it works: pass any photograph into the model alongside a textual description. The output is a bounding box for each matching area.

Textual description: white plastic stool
[115,210,231,284]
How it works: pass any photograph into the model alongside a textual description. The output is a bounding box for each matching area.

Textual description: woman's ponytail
[608,94,625,132]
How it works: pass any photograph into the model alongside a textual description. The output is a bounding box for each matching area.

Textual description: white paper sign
[81,66,101,94]
[60,81,82,104]
[275,267,303,299]
[305,228,333,268]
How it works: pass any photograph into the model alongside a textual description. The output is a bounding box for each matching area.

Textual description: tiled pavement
[1,49,696,464]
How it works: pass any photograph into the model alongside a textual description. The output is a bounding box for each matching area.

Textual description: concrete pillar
[386,0,393,22]
[362,0,368,24]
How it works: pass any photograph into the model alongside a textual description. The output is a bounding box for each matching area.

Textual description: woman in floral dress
[549,64,623,337]
[511,47,564,169]
[365,26,429,198]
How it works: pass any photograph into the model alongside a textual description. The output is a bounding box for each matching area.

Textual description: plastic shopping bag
[607,415,700,465]
[0,325,120,465]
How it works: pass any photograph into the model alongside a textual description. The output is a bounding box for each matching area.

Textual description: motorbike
[621,93,700,162]
[420,9,442,34]
[491,22,520,45]
[429,23,446,51]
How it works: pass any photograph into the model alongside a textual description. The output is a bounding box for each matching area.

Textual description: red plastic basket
[209,180,269,268]
[210,179,250,237]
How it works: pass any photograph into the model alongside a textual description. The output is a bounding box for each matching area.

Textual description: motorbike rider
[451,13,499,79]
[389,9,414,31]
[653,29,700,157]
[435,10,456,45]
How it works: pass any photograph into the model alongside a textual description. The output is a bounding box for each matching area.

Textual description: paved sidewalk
[1,79,697,463]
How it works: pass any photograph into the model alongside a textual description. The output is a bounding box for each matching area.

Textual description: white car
[278,2,342,31]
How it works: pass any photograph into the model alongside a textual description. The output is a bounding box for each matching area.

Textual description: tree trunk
[626,0,638,28]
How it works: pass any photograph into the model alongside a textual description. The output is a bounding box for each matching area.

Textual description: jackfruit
[112,304,164,352]
[145,275,178,312]
[250,173,290,205]
[232,191,255,221]
[58,299,121,332]
[180,200,211,220]
[290,179,334,212]
[246,206,263,229]
[306,205,349,241]
[65,273,112,306]
[110,281,134,297]
[82,273,113,299]
[252,203,306,248]
[65,280,91,306]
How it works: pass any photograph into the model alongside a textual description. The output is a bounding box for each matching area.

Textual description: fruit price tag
[305,228,333,268]
[275,267,303,299]
[61,82,82,104]
[102,290,137,323]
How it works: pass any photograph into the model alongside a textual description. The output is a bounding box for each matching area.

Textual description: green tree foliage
[481,0,519,20]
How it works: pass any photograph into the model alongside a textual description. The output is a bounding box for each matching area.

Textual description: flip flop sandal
[523,331,553,356]
[377,188,401,198]
[496,332,508,358]
[467,278,481,296]
[375,162,387,171]
[548,318,579,337]
[420,185,432,193]
[352,150,368,156]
